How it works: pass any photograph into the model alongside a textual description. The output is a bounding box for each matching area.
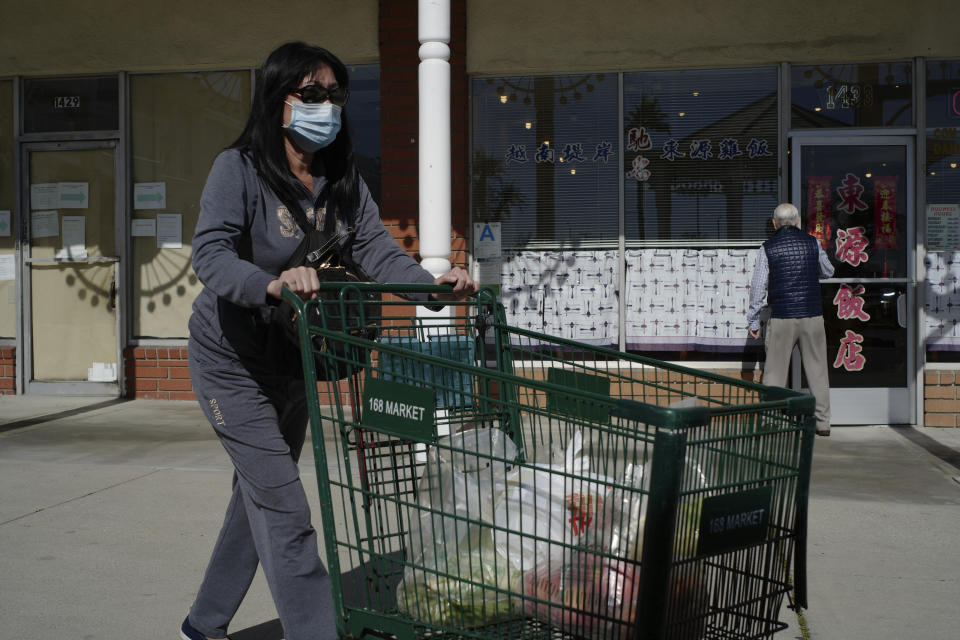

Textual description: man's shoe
[180,616,229,640]
[816,429,831,437]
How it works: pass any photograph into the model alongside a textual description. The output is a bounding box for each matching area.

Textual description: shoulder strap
[286,183,329,237]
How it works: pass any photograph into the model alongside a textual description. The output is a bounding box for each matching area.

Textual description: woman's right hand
[267,266,321,300]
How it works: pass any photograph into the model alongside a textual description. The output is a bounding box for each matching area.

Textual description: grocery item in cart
[396,429,523,627]
[492,432,614,572]
[519,552,709,640]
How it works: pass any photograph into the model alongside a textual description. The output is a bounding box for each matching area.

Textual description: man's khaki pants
[762,316,831,433]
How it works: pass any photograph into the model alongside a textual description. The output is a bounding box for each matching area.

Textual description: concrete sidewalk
[1,396,958,639]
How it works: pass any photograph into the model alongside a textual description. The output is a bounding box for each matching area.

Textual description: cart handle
[280,282,495,312]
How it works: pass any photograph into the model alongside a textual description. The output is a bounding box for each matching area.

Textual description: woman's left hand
[432,266,479,301]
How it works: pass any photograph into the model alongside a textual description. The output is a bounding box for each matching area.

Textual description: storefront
[470,60,960,426]
[1,1,959,427]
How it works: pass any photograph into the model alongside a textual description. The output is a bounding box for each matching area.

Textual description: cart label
[361,378,436,442]
[696,486,772,557]
[546,368,611,423]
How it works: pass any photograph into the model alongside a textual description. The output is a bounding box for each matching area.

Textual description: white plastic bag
[492,432,614,572]
[397,429,522,627]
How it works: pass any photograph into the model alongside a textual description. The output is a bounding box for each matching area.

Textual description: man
[747,202,834,436]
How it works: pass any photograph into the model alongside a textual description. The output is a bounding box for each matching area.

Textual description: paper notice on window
[134,182,167,210]
[0,254,14,281]
[472,258,502,295]
[58,182,89,209]
[156,213,182,249]
[0,210,10,236]
[927,204,960,251]
[30,183,58,210]
[31,210,59,238]
[131,218,156,237]
[56,215,87,260]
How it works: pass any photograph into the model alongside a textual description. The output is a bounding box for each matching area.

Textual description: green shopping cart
[282,283,815,640]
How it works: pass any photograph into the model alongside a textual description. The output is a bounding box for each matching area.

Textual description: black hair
[230,41,360,225]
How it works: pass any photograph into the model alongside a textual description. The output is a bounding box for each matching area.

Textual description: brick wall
[923,371,960,427]
[1,346,15,395]
[124,345,195,401]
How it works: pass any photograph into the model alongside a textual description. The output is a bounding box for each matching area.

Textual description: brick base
[1,345,15,395]
[924,370,960,427]
[124,345,196,401]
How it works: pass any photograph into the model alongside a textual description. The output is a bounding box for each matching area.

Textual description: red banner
[807,176,832,248]
[873,176,898,249]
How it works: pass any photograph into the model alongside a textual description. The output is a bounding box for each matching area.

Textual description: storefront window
[923,59,960,361]
[623,67,778,242]
[130,71,251,338]
[346,64,382,204]
[472,74,620,247]
[0,79,14,338]
[791,62,913,129]
[23,75,120,134]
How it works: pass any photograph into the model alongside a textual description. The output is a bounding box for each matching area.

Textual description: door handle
[897,293,906,328]
[108,279,117,312]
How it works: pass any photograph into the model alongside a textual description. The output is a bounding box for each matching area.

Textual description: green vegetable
[397,527,522,628]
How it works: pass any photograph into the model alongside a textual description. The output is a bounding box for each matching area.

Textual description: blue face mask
[283,101,342,152]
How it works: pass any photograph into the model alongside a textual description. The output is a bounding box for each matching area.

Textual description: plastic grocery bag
[607,455,710,563]
[518,552,709,640]
[519,553,641,639]
[492,431,614,572]
[513,439,712,639]
[396,429,523,627]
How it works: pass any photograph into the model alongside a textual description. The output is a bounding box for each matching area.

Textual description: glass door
[21,142,122,394]
[791,136,914,424]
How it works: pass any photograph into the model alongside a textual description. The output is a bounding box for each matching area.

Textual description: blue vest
[763,226,823,319]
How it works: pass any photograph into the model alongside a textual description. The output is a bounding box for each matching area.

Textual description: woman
[182,42,476,640]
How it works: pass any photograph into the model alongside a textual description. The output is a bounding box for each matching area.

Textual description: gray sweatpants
[762,315,831,433]
[187,353,337,640]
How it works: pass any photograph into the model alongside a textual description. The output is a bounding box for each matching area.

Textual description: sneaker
[180,616,229,640]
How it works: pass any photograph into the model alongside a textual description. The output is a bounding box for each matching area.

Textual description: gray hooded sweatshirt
[188,149,435,369]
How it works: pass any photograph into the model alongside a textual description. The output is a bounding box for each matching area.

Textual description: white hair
[773,203,800,227]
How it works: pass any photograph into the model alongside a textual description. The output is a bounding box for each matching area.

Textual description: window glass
[0,80,14,338]
[130,71,251,338]
[472,74,620,247]
[925,59,960,206]
[623,67,779,243]
[346,64,381,204]
[23,76,120,134]
[791,62,912,128]
[924,60,960,361]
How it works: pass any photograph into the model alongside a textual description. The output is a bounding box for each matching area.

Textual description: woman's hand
[267,266,321,300]
[432,266,479,301]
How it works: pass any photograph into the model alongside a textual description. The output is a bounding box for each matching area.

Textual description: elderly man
[747,203,834,436]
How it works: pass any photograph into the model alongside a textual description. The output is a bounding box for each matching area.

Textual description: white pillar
[418,0,451,278]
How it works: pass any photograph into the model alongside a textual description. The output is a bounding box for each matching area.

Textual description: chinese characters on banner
[873,176,898,249]
[807,176,832,248]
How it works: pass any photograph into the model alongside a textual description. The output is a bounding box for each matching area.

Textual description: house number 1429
[54,96,80,108]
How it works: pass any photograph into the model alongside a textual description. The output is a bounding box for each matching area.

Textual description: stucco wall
[467,0,960,74]
[0,0,380,75]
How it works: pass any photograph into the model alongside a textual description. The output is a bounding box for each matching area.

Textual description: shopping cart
[282,283,815,640]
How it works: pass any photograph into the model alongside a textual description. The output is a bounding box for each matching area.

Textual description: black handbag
[273,200,381,381]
